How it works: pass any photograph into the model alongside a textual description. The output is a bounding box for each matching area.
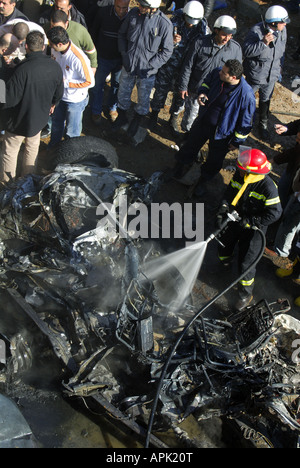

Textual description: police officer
[217,148,282,311]
[113,0,173,138]
[243,5,290,141]
[149,1,208,132]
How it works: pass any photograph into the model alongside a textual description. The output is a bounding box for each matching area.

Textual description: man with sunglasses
[243,5,290,141]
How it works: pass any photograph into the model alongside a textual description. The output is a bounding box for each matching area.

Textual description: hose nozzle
[207,210,241,244]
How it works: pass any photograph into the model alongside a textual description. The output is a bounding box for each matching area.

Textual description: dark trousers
[218,222,265,298]
[175,119,231,181]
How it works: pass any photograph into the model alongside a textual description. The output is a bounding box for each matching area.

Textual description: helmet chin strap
[231,173,265,207]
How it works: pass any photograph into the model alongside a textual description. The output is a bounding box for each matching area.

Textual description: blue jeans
[118,68,156,116]
[48,96,89,148]
[278,168,294,210]
[275,194,300,257]
[250,81,275,102]
[91,57,122,116]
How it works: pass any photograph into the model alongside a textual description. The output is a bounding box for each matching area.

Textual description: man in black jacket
[89,0,129,124]
[38,0,87,28]
[0,30,63,182]
[0,0,28,25]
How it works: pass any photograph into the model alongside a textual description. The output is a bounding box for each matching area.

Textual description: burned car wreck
[0,136,299,448]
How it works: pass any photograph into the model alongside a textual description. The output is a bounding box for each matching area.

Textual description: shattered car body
[0,138,299,448]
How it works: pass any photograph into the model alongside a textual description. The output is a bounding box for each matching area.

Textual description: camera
[200,96,208,104]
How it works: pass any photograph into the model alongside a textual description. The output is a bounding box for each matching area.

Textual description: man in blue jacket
[242,5,289,141]
[113,0,173,138]
[172,60,256,197]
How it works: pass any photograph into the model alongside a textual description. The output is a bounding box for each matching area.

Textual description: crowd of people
[0,0,299,311]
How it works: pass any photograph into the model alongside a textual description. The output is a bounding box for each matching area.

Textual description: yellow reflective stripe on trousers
[239,278,254,287]
[235,131,250,139]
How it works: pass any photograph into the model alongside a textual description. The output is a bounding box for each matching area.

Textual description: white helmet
[138,0,161,8]
[214,15,237,34]
[183,1,204,25]
[265,5,290,24]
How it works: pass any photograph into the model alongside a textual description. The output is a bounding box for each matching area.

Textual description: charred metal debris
[0,137,299,448]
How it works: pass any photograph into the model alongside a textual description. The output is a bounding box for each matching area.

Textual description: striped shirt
[51,41,95,103]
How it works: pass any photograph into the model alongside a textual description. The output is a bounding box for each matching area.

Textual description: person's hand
[263,31,275,46]
[180,90,188,99]
[198,94,208,106]
[274,124,288,134]
[216,202,229,228]
[174,33,182,44]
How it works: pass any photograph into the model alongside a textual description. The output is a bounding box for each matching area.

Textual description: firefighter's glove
[216,203,229,229]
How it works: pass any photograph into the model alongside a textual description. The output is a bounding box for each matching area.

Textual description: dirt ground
[39,0,300,319]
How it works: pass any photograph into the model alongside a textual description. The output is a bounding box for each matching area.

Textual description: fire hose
[145,212,266,448]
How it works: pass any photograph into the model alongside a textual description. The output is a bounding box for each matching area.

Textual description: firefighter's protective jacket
[224,171,282,229]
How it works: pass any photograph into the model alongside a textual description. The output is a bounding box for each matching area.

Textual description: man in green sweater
[45,9,97,73]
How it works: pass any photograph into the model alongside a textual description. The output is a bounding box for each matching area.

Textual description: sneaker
[41,127,51,139]
[110,110,118,122]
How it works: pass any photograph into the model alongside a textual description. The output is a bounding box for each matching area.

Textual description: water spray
[145,216,266,448]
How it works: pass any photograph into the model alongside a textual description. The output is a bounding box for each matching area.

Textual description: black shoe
[148,110,159,131]
[127,112,144,137]
[235,295,253,312]
[259,125,270,141]
[112,108,128,130]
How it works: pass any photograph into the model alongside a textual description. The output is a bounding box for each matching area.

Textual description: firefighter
[216,148,282,311]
